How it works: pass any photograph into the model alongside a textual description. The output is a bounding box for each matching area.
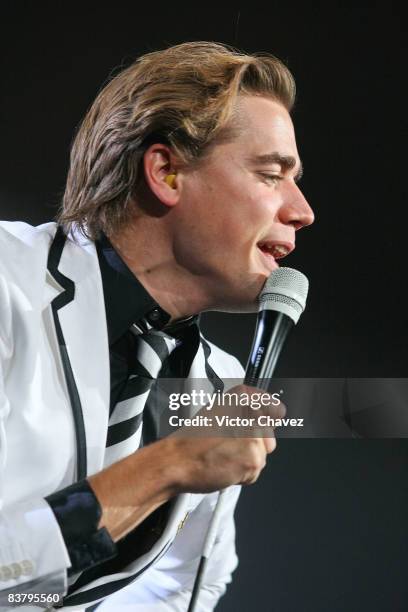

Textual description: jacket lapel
[46,227,110,477]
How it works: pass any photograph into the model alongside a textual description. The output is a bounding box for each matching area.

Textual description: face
[173,95,315,311]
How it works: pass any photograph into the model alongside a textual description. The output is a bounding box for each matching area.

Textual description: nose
[279,183,315,231]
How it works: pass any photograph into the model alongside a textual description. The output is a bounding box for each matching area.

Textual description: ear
[142,143,181,208]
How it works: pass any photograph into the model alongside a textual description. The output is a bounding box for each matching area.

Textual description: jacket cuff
[45,480,117,575]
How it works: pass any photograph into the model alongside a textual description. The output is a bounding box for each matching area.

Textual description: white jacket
[0,221,244,611]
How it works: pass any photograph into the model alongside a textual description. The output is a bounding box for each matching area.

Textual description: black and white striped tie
[103,327,178,467]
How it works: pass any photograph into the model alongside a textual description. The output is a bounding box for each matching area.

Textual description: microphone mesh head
[259,267,309,324]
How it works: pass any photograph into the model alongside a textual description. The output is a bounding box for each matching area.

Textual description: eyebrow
[249,152,304,182]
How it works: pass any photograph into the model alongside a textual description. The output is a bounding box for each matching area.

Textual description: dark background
[1,3,407,611]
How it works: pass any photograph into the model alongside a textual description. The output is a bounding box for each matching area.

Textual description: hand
[89,385,284,541]
[161,384,285,494]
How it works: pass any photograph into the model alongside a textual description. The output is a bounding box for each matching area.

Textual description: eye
[259,173,283,184]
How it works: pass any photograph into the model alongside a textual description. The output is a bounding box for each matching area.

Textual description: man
[0,42,314,610]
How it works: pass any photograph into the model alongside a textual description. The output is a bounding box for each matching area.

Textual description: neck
[109,217,215,321]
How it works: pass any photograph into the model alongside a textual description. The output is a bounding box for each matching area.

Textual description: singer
[0,42,313,610]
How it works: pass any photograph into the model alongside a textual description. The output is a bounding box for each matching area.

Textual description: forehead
[228,95,299,161]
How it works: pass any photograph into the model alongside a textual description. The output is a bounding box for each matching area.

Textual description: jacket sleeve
[0,274,118,607]
[0,275,72,606]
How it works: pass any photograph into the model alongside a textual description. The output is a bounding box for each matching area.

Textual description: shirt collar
[96,234,171,345]
[96,234,198,345]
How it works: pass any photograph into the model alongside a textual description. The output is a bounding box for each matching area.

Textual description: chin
[209,303,259,314]
[205,264,269,313]
[210,280,264,314]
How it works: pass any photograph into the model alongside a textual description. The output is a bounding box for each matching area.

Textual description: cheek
[206,177,261,227]
[226,194,269,243]
[182,171,271,257]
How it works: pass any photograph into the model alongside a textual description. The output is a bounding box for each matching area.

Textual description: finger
[263,436,277,454]
[260,399,286,420]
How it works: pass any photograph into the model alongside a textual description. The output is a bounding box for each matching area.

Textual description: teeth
[259,243,290,258]
[272,245,289,258]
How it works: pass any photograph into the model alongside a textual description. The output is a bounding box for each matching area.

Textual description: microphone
[245,267,309,389]
[187,267,309,612]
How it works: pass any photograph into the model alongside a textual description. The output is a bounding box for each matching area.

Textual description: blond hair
[58,41,295,239]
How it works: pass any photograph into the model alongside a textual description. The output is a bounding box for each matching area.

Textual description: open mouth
[256,241,293,272]
[257,242,291,259]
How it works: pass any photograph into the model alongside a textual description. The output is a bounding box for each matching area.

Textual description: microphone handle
[244,310,293,389]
